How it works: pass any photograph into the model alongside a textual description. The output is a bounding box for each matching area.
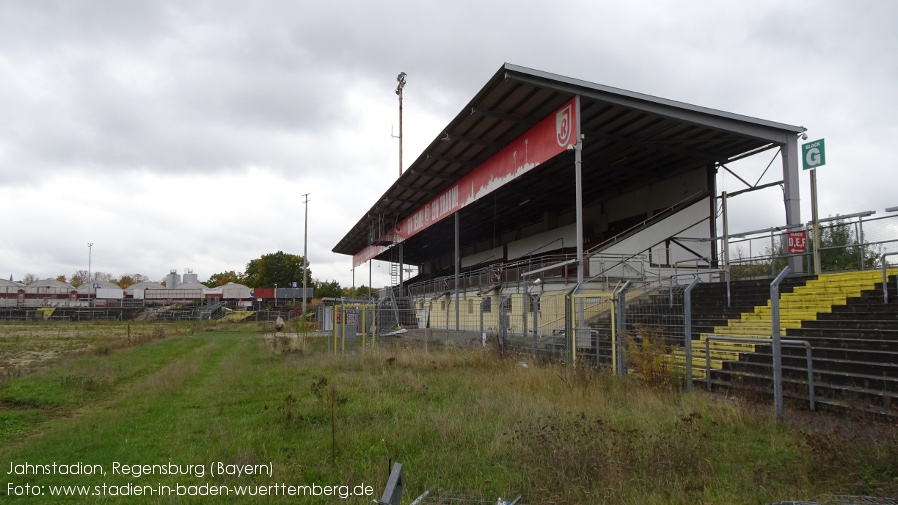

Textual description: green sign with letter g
[802,138,826,170]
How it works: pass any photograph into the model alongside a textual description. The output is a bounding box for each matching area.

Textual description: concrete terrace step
[801,318,898,330]
[698,375,898,419]
[707,362,898,397]
[733,317,805,324]
[719,365,898,402]
[681,271,895,375]
[721,274,882,319]
[828,311,898,322]
[786,326,898,340]
[675,270,898,417]
[780,337,898,353]
[722,350,898,378]
[672,348,746,363]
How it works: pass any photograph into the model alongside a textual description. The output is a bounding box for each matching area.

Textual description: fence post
[771,265,791,420]
[613,282,631,377]
[683,276,701,392]
[499,294,512,354]
[770,229,776,277]
[479,297,487,347]
[445,295,450,343]
[532,293,541,355]
[564,286,576,371]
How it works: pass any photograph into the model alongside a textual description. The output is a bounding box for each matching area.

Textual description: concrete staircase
[681,270,898,418]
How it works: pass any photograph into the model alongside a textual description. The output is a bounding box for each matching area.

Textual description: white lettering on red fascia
[435,186,459,219]
[406,208,426,235]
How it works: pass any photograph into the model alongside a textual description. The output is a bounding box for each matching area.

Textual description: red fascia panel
[353,98,578,267]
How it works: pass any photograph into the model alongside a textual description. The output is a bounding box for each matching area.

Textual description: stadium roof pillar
[574,95,584,286]
[782,136,802,273]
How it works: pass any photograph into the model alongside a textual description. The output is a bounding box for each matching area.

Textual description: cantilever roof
[333,63,804,265]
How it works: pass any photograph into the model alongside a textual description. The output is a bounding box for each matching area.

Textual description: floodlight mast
[87,242,93,306]
[396,72,406,177]
[302,193,309,317]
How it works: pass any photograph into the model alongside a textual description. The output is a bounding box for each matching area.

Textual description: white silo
[165,269,181,289]
[183,268,199,285]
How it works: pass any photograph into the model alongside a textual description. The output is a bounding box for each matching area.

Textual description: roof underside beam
[582,127,724,163]
[505,71,803,144]
[424,154,476,167]
[469,107,538,127]
[408,169,456,182]
[441,133,505,150]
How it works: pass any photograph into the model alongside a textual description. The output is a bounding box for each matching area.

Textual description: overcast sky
[2,1,896,287]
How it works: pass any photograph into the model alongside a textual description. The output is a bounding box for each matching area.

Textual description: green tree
[204,270,244,288]
[243,251,312,288]
[812,217,881,272]
[314,279,343,299]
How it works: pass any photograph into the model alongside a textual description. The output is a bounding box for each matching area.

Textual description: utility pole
[87,243,93,306]
[396,72,406,177]
[302,193,310,317]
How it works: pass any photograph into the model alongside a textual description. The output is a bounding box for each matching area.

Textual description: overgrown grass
[0,321,208,381]
[0,324,895,504]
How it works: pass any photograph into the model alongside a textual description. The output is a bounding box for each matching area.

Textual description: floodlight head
[395,72,407,95]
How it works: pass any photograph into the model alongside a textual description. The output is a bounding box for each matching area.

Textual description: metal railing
[703,335,815,412]
[726,208,898,278]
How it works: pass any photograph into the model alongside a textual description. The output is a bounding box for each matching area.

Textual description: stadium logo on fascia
[556,104,572,147]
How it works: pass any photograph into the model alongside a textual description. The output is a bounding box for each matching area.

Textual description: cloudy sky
[1,1,896,288]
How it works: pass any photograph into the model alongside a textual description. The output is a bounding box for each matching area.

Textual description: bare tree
[93,272,116,283]
[117,273,148,288]
[71,269,89,287]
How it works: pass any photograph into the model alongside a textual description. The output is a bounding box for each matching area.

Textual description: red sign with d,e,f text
[787,231,808,254]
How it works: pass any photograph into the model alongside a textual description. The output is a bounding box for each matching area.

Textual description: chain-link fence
[320,276,701,384]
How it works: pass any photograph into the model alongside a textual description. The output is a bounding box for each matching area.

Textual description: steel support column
[398,243,404,296]
[574,95,584,285]
[455,212,460,331]
[707,163,719,268]
[574,95,585,334]
[781,137,803,273]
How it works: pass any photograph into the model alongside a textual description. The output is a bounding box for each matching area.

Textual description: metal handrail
[770,265,791,419]
[703,335,815,411]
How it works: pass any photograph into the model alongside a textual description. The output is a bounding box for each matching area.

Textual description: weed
[276,393,304,424]
[311,376,348,464]
[622,323,679,389]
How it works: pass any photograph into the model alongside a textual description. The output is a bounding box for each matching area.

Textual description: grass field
[0,322,896,504]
